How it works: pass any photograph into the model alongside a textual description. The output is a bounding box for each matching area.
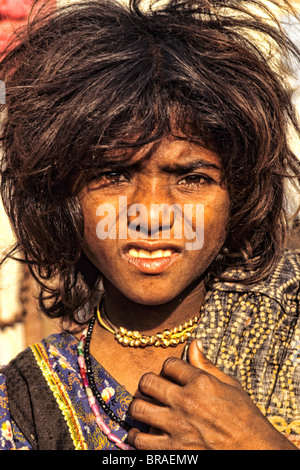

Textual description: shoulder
[198,251,300,441]
[0,345,37,390]
[1,331,77,377]
[0,332,77,450]
[0,330,79,403]
[0,372,16,449]
[0,348,38,450]
[210,249,300,314]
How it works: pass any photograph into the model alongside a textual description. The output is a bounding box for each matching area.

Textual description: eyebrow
[161,159,221,174]
[95,158,134,170]
[95,157,221,173]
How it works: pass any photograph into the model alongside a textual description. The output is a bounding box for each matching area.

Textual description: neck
[101,277,207,336]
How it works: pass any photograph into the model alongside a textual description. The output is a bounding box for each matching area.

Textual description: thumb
[187,339,215,371]
[187,339,234,384]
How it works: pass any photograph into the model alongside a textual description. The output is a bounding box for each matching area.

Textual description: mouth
[122,241,182,274]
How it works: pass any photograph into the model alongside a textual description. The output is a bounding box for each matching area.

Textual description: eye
[99,171,128,184]
[178,174,213,187]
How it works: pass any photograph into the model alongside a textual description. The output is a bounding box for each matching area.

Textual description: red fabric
[0,0,33,20]
[0,0,55,54]
[0,0,33,53]
[0,18,17,53]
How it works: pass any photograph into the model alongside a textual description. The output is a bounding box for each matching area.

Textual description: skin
[126,340,297,450]
[80,138,229,310]
[79,137,297,450]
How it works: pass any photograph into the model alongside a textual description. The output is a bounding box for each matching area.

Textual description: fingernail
[197,339,203,351]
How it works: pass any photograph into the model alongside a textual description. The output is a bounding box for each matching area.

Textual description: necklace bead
[77,314,133,449]
[98,296,199,348]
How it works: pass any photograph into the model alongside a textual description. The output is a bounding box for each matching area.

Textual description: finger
[126,428,170,450]
[188,339,241,386]
[188,339,223,375]
[138,371,179,406]
[160,356,200,386]
[128,397,170,431]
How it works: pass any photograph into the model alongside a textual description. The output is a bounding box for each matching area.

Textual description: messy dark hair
[0,0,300,325]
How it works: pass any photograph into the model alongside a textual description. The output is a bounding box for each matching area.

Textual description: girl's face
[79,138,230,305]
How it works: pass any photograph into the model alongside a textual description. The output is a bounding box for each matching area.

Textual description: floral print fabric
[0,333,147,450]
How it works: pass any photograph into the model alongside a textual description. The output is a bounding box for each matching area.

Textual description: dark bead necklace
[83,313,131,431]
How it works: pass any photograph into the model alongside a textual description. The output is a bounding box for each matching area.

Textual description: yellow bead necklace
[96,297,198,348]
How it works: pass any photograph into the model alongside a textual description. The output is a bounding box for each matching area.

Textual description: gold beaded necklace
[96,297,199,348]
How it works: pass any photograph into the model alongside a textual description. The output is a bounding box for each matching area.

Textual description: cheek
[182,197,230,282]
[82,218,113,268]
[80,199,106,267]
[192,192,230,244]
[80,192,120,265]
[80,189,231,277]
[199,196,230,264]
[205,199,230,235]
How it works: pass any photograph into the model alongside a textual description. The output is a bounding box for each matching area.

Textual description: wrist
[250,429,298,450]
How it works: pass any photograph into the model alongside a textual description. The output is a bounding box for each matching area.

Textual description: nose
[127,181,175,238]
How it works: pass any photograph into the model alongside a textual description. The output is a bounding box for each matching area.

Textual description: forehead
[99,137,221,171]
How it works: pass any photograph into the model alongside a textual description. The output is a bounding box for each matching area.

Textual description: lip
[121,240,183,274]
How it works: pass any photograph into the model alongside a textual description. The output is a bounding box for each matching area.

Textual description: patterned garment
[0,332,148,450]
[0,249,299,450]
[183,249,300,449]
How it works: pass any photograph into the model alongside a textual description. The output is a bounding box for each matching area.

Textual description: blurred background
[0,0,299,365]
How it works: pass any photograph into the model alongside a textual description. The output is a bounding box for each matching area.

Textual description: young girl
[0,0,300,450]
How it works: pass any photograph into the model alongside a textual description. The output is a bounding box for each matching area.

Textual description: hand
[126,340,297,450]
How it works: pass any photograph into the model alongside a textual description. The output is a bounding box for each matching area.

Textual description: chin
[121,288,179,306]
